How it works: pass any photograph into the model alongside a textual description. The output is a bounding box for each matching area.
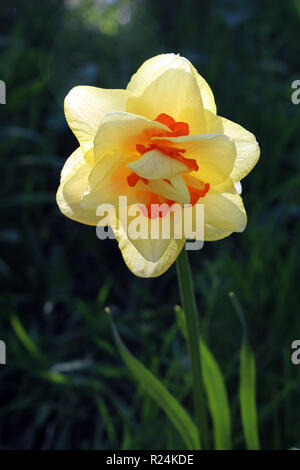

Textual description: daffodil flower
[57,54,260,277]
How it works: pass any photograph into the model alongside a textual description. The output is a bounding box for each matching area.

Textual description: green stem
[176,248,209,450]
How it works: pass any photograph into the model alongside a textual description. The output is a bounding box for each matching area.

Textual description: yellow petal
[64,86,129,152]
[154,133,236,186]
[169,174,190,204]
[60,146,88,182]
[205,110,260,182]
[201,178,243,240]
[88,150,129,190]
[207,176,238,195]
[119,236,185,278]
[111,214,185,277]
[56,147,99,225]
[78,147,152,209]
[134,174,190,205]
[127,54,183,91]
[203,192,247,233]
[128,149,189,179]
[190,63,217,114]
[127,53,216,114]
[204,224,233,241]
[94,112,169,163]
[82,177,151,211]
[183,185,246,241]
[126,54,207,134]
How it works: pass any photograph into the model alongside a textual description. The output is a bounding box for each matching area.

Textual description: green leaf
[38,371,72,385]
[199,341,231,449]
[174,305,188,340]
[10,314,43,360]
[175,305,231,449]
[96,398,117,445]
[109,313,200,450]
[239,337,260,450]
[229,292,260,450]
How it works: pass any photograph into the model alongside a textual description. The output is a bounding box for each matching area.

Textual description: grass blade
[109,312,200,450]
[10,314,43,360]
[229,292,260,450]
[199,340,231,449]
[175,305,231,449]
[239,337,260,450]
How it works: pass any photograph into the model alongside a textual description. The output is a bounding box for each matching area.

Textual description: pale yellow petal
[154,133,236,186]
[183,188,246,241]
[56,147,99,226]
[128,149,189,179]
[118,236,185,278]
[126,54,206,133]
[127,53,216,118]
[88,150,129,190]
[205,110,260,182]
[111,214,185,278]
[64,86,129,152]
[191,63,217,114]
[134,174,190,205]
[94,112,169,163]
[60,146,87,182]
[169,174,190,204]
[203,192,247,233]
[80,149,151,209]
[127,54,182,91]
[204,224,233,241]
[207,177,237,195]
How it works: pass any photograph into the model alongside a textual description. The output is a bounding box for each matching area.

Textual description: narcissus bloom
[57,54,260,277]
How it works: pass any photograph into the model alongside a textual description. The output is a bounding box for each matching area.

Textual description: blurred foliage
[0,0,300,450]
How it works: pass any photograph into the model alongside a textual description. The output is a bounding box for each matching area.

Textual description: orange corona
[127,113,209,217]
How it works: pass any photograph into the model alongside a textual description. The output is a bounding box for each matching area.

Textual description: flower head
[57,54,260,277]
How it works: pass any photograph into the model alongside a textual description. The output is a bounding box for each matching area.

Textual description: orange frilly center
[126,113,210,218]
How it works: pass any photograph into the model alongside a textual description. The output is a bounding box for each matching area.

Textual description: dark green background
[0,0,299,450]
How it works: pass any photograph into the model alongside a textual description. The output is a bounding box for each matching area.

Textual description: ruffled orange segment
[140,181,210,219]
[154,112,190,137]
[187,183,210,206]
[126,112,210,218]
